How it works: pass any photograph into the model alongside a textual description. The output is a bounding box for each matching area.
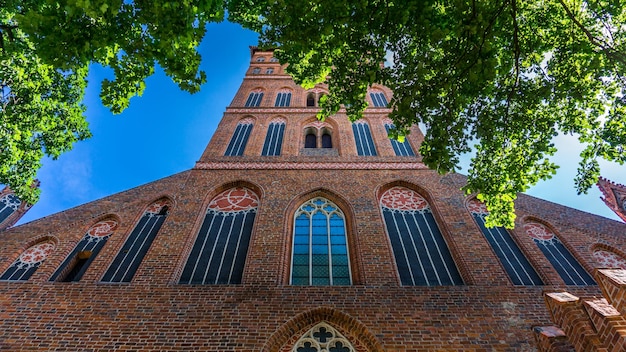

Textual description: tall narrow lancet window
[50,220,118,282]
[352,121,377,156]
[292,322,356,352]
[0,193,21,226]
[180,187,259,284]
[274,91,292,107]
[380,186,463,286]
[468,199,543,285]
[102,200,170,282]
[291,197,351,286]
[224,118,254,156]
[384,120,415,156]
[593,249,626,269]
[370,92,388,107]
[1,241,55,281]
[262,118,286,156]
[524,222,595,285]
[244,90,263,107]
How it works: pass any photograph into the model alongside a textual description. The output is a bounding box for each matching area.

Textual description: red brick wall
[1,49,625,351]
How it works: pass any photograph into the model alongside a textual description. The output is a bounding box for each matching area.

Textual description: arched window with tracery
[369,91,388,107]
[291,197,351,286]
[180,187,259,284]
[593,248,626,269]
[102,200,170,282]
[262,117,286,156]
[292,322,356,352]
[275,90,292,107]
[383,119,415,157]
[2,241,55,281]
[245,89,263,107]
[225,118,254,156]
[468,199,542,285]
[352,120,377,156]
[49,220,118,282]
[524,222,595,285]
[0,193,21,227]
[380,186,463,286]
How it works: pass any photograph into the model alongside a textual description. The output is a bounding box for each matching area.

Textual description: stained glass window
[524,222,595,285]
[225,118,254,156]
[370,92,388,107]
[384,123,415,156]
[262,118,286,156]
[468,199,543,285]
[49,220,118,282]
[0,193,21,226]
[101,200,169,282]
[380,186,463,286]
[291,197,351,286]
[352,121,377,156]
[180,187,259,284]
[2,241,55,281]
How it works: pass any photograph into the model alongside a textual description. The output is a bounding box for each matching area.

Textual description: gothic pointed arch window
[352,120,377,156]
[245,89,264,107]
[101,200,170,282]
[292,322,356,352]
[225,118,254,156]
[524,222,595,285]
[262,117,286,156]
[593,248,626,269]
[383,119,415,156]
[1,241,55,281]
[0,193,21,227]
[180,187,259,284]
[369,91,388,107]
[380,186,463,286]
[468,199,543,285]
[291,197,351,286]
[49,220,118,282]
[275,90,292,107]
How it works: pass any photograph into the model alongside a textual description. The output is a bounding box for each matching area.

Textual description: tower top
[597,176,626,222]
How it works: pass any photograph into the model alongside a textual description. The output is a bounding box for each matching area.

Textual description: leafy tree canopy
[229,0,626,227]
[1,0,223,203]
[2,0,625,227]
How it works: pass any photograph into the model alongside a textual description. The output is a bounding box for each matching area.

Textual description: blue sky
[15,21,626,225]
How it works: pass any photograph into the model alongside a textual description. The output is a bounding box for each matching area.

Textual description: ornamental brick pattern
[0,47,625,351]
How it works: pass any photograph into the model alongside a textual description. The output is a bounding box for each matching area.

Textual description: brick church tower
[2,48,626,351]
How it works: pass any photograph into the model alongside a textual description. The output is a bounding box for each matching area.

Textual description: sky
[14,21,626,225]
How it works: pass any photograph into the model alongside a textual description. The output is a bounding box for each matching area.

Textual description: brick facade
[1,48,625,351]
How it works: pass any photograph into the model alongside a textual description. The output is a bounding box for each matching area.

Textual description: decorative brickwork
[539,269,626,352]
[597,177,626,222]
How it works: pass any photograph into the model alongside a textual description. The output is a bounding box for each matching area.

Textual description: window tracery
[292,323,355,352]
[291,197,351,286]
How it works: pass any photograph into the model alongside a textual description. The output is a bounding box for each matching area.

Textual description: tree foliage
[1,3,90,204]
[1,0,224,203]
[2,0,625,227]
[229,0,626,227]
